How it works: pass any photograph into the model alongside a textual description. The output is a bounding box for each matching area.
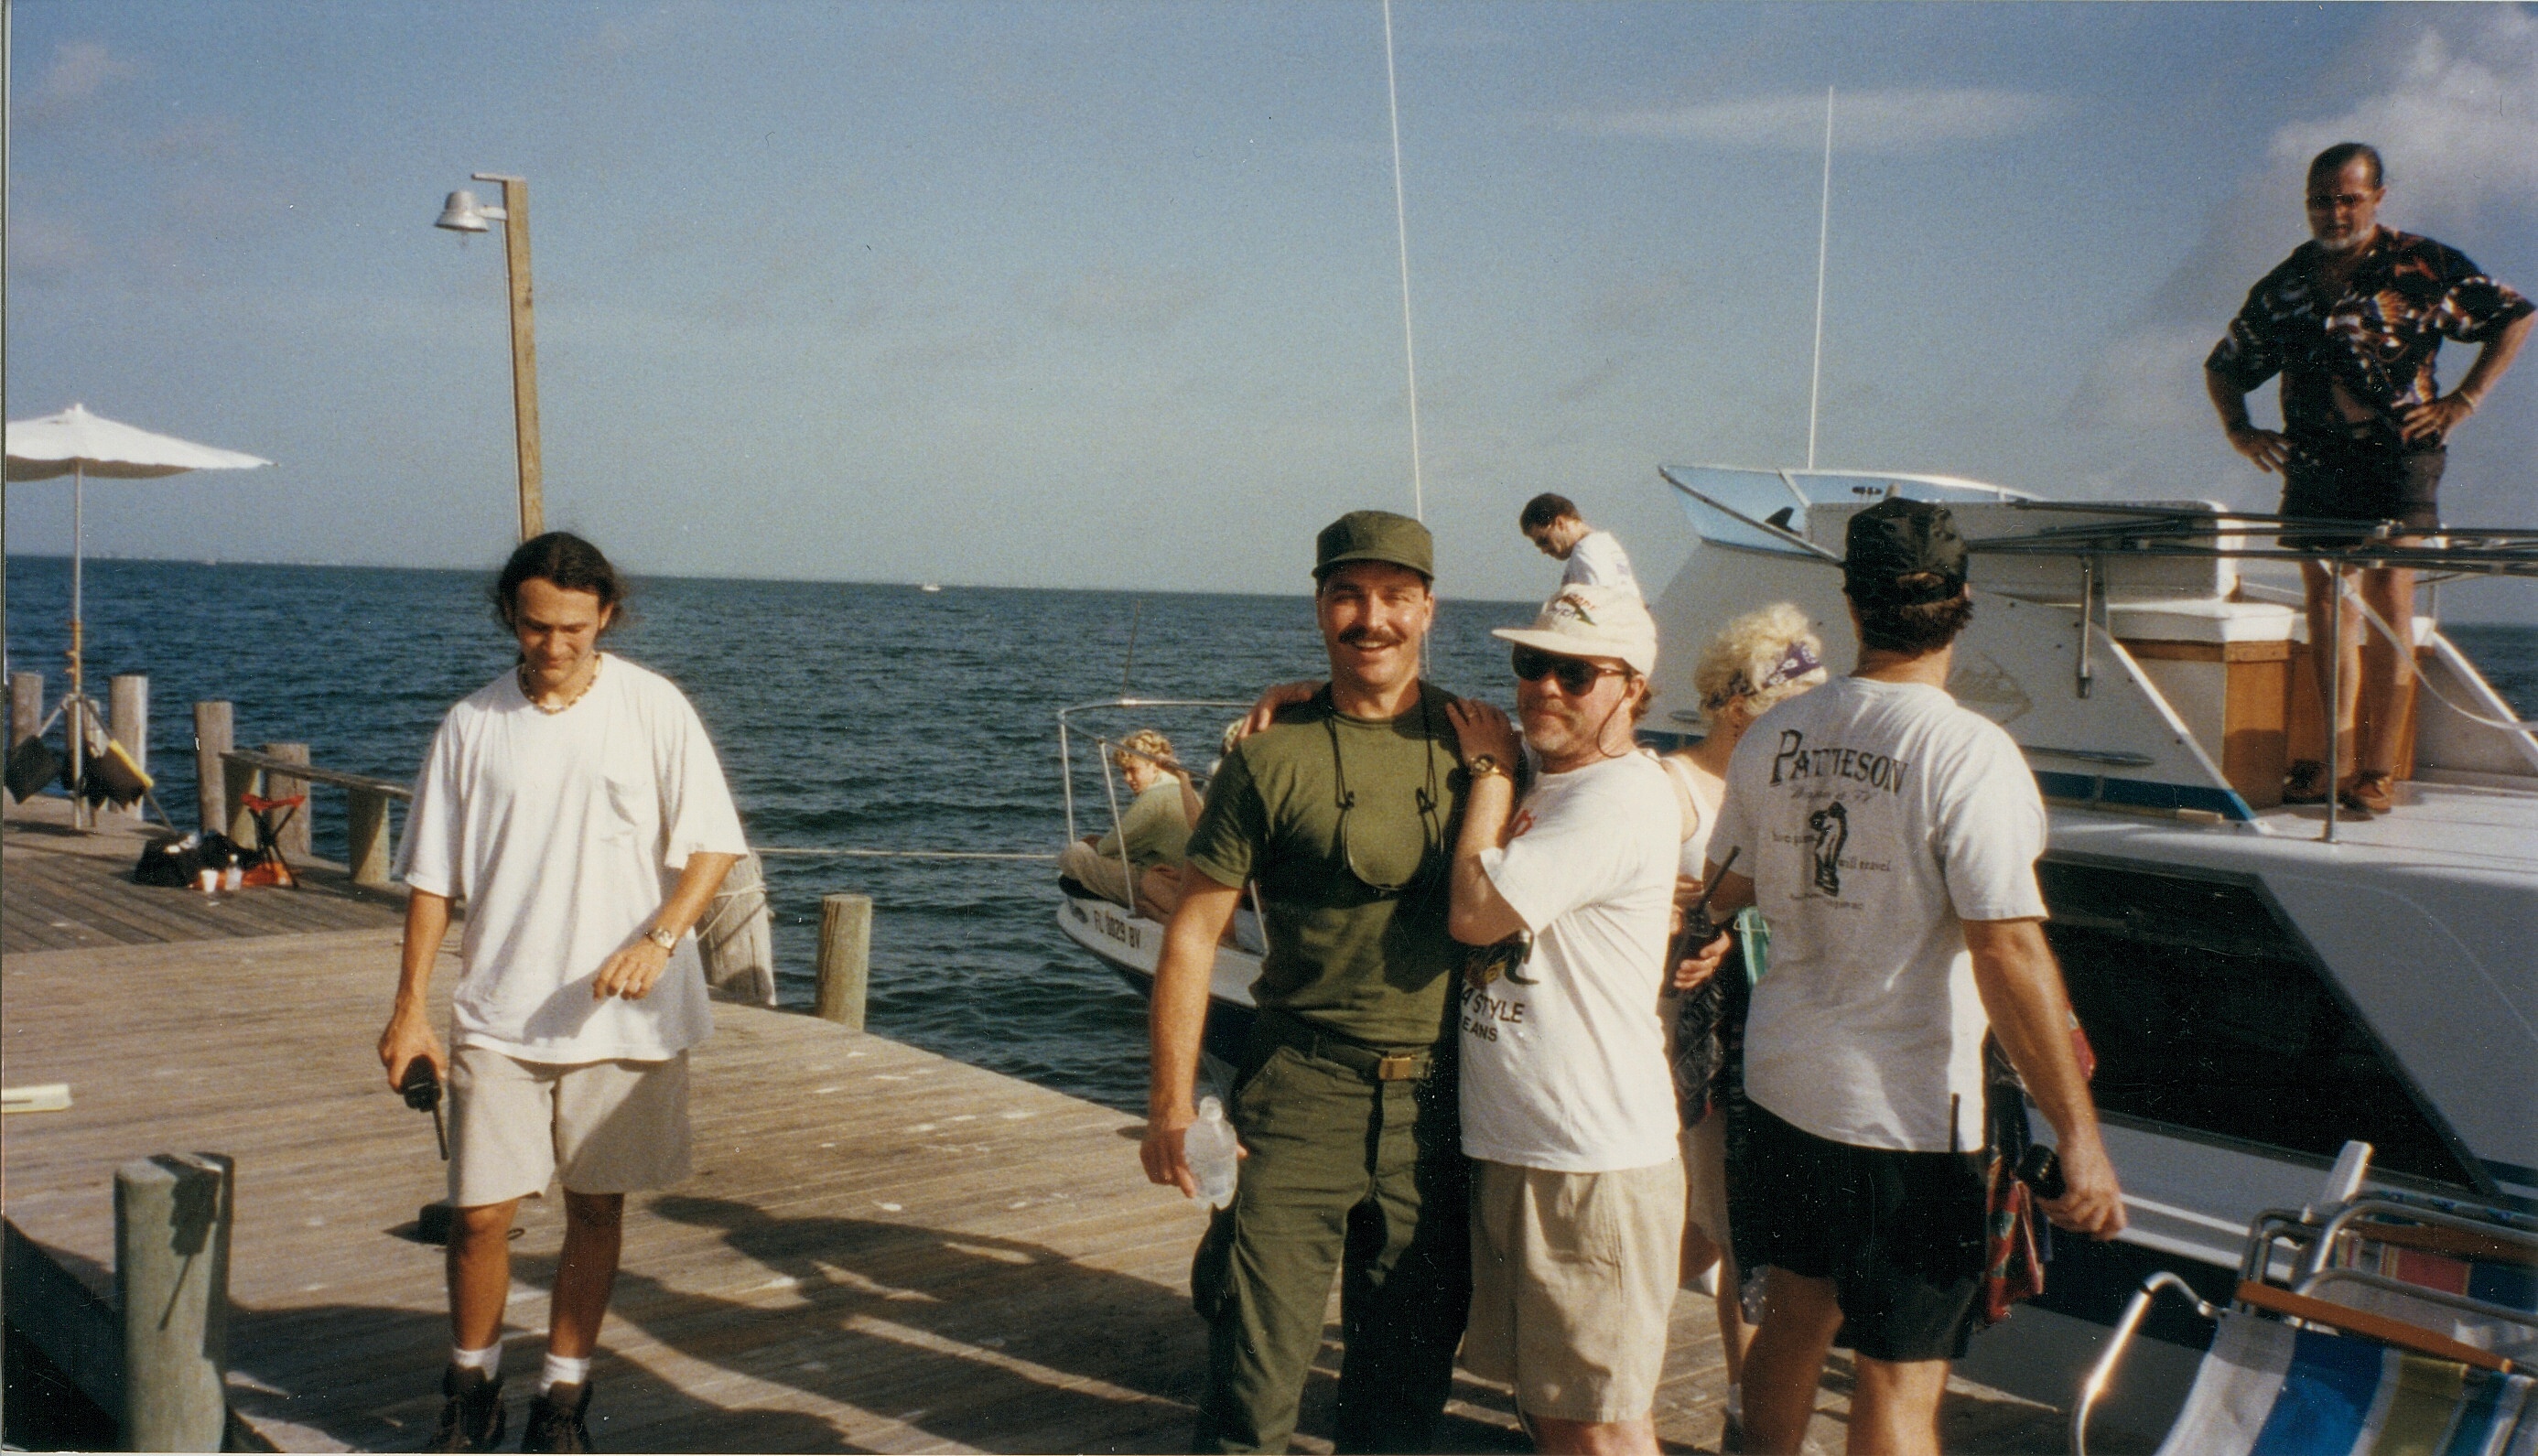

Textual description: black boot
[425,1364,506,1452]
[521,1379,595,1453]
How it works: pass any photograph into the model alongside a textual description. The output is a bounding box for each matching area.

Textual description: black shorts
[2280,432,2444,549]
[1740,1102,1989,1364]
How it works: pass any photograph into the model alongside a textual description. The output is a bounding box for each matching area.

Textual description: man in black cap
[1141,509,1471,1453]
[1690,498,2124,1455]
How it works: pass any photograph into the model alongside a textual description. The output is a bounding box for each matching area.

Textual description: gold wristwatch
[1465,754,1509,782]
[646,925,679,952]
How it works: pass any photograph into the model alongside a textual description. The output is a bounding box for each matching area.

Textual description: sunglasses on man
[1509,645,1630,696]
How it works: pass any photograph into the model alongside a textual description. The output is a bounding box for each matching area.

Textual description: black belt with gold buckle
[1256,1008,1439,1083]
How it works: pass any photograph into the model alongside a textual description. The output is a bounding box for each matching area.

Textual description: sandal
[2284,760,2331,804]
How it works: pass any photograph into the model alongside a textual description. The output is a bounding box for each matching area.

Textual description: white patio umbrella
[5,403,271,823]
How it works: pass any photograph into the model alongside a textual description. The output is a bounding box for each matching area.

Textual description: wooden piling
[345,787,394,888]
[113,1152,232,1452]
[193,702,233,836]
[109,676,149,822]
[815,892,872,1030]
[262,742,313,860]
[10,672,42,750]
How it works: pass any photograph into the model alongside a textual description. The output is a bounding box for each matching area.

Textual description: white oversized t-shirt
[1463,751,1681,1172]
[1561,530,1639,596]
[1712,676,2047,1154]
[396,653,751,1062]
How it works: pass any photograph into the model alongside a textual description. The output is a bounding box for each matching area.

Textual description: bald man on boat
[1143,510,1473,1454]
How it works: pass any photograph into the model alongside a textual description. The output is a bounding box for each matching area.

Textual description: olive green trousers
[1189,1033,1470,1453]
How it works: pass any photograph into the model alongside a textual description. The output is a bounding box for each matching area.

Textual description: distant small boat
[919,583,943,594]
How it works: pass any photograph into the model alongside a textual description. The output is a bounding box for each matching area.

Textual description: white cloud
[35,40,136,104]
[1562,87,2058,153]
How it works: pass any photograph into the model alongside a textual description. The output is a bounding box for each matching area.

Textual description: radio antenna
[1805,84,1834,472]
[1382,0,1426,522]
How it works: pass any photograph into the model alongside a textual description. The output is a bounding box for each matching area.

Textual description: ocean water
[7,556,2535,1113]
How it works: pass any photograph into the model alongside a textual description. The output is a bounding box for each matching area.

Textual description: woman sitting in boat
[1658,601,1829,1440]
[1058,728,1204,920]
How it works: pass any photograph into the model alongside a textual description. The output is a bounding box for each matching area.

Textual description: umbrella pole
[68,461,91,827]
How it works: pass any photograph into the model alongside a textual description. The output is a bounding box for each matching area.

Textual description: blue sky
[7,2,2536,618]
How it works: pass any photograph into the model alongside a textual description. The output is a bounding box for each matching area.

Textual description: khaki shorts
[1681,1109,1733,1250]
[449,1046,692,1207]
[1464,1157,1685,1423]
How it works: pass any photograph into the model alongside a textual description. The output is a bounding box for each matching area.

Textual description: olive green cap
[1313,510,1434,582]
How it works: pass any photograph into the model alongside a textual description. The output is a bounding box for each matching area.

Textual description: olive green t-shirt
[1183,684,1466,1048]
[1095,779,1194,871]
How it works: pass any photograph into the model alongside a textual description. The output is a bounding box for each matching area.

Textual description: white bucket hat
[1490,583,1658,677]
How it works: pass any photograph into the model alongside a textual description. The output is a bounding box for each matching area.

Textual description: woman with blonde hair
[1658,602,1829,1446]
[1057,728,1203,919]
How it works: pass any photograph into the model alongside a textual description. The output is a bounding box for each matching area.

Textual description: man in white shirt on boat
[1695,499,2125,1456]
[379,533,748,1454]
[1442,583,1685,1456]
[1519,493,1640,597]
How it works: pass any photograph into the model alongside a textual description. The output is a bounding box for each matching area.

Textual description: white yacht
[1648,463,2538,1427]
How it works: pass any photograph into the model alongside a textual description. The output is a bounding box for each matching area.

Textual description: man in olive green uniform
[1141,511,1470,1453]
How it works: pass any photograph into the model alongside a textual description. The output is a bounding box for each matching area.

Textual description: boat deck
[4,799,2076,1452]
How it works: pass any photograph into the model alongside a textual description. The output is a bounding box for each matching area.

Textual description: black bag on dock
[6,735,61,803]
[135,833,204,887]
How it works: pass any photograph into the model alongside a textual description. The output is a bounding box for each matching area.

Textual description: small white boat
[918,582,943,594]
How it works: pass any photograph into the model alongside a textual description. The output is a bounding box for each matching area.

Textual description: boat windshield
[1661,464,2035,557]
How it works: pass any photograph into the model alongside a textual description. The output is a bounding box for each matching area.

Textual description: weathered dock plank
[3,870,2067,1451]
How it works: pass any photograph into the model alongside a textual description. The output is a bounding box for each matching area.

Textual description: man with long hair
[379,533,747,1452]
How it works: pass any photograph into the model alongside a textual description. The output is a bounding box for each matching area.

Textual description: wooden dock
[3,799,2068,1453]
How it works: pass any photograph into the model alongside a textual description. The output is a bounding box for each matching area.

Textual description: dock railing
[194,699,409,887]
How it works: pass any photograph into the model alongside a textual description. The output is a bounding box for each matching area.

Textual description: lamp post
[434,174,545,542]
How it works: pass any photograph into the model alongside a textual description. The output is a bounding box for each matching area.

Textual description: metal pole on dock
[816,893,872,1030]
[109,674,147,822]
[114,1152,233,1452]
[193,701,232,836]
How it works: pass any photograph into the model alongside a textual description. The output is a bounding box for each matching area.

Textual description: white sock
[540,1352,591,1394]
[451,1343,501,1375]
[1726,1383,1744,1423]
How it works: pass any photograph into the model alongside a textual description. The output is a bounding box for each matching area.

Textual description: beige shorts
[1681,1109,1733,1250]
[1464,1157,1685,1423]
[449,1046,692,1207]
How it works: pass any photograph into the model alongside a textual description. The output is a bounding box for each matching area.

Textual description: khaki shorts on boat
[449,1046,692,1207]
[1464,1157,1685,1423]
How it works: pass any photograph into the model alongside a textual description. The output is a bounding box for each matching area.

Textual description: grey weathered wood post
[815,893,872,1030]
[110,675,149,821]
[262,742,313,860]
[9,671,42,750]
[194,702,233,836]
[114,1152,232,1451]
[346,788,394,888]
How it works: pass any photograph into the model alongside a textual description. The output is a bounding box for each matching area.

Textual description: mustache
[1338,626,1410,649]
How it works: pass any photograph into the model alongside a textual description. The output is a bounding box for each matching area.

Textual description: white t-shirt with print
[397,653,751,1062]
[1561,530,1639,595]
[1712,675,2047,1154]
[1463,750,1682,1172]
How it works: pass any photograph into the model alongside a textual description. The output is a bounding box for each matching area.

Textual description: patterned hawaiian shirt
[2207,229,2532,441]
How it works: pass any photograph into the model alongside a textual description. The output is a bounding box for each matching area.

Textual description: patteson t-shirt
[398,653,751,1062]
[1462,750,1681,1172]
[1712,675,2047,1154]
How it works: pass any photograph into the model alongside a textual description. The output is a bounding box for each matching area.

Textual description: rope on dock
[756,847,1059,861]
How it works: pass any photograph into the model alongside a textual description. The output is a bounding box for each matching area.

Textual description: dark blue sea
[7,556,2536,1113]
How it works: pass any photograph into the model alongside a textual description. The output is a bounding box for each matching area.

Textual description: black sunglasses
[1510,645,1628,696]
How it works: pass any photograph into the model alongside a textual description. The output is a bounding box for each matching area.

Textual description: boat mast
[1381,0,1425,522]
[1806,85,1833,472]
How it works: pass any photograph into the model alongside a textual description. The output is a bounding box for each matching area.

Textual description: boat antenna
[1381,0,1425,522]
[1805,83,1833,472]
[1121,598,1143,696]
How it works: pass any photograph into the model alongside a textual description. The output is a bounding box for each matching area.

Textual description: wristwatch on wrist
[646,925,679,953]
[1465,754,1509,782]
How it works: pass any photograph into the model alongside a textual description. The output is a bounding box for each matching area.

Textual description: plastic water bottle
[1185,1096,1239,1210]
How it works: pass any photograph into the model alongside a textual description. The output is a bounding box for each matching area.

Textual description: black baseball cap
[1314,510,1434,582]
[1843,498,1968,605]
